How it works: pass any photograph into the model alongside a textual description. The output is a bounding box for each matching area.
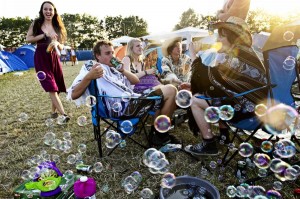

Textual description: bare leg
[51,102,56,113]
[49,92,66,115]
[156,84,177,118]
[190,97,214,139]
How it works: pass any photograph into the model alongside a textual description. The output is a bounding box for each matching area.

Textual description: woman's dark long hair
[32,1,67,43]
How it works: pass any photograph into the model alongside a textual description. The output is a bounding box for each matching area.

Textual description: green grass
[0,61,299,199]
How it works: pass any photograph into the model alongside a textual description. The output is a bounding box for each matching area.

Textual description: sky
[2,0,300,34]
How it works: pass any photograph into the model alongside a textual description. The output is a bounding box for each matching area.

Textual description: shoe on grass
[51,112,58,119]
[184,141,218,156]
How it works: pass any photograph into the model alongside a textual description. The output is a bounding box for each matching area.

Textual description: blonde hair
[126,38,143,62]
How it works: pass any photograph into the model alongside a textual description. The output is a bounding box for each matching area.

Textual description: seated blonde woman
[122,38,180,145]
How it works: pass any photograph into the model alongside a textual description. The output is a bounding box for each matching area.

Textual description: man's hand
[86,64,104,80]
[178,82,191,91]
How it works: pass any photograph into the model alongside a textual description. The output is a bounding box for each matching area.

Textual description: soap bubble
[85,95,97,107]
[140,188,154,199]
[161,172,176,189]
[219,105,234,121]
[154,115,171,133]
[67,154,76,164]
[43,131,56,146]
[112,102,122,113]
[36,71,46,81]
[238,142,254,158]
[105,130,121,148]
[77,143,87,154]
[18,112,29,122]
[253,153,271,169]
[261,140,273,153]
[255,104,268,117]
[283,31,294,41]
[175,90,192,108]
[274,139,296,158]
[77,115,88,127]
[283,56,296,71]
[93,162,104,173]
[45,118,54,127]
[226,185,237,198]
[120,120,133,134]
[204,106,220,123]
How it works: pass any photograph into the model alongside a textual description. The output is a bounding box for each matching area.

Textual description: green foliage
[0,17,32,47]
[104,15,148,39]
[174,8,202,30]
[62,13,105,48]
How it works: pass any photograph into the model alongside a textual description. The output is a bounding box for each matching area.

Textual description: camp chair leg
[93,123,103,158]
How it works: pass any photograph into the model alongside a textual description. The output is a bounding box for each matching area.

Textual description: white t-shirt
[61,48,67,55]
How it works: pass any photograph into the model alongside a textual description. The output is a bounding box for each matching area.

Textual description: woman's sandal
[51,112,58,119]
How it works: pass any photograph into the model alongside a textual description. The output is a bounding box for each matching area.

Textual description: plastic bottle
[74,176,96,199]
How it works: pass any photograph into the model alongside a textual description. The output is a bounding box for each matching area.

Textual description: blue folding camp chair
[88,79,162,158]
[217,45,300,168]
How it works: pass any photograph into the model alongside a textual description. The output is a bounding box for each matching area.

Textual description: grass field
[0,61,299,198]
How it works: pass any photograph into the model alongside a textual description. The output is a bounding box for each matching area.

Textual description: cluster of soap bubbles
[122,171,142,194]
[143,148,170,174]
[43,131,73,153]
[175,90,193,108]
[204,105,235,123]
[154,115,171,133]
[226,184,282,199]
[105,130,122,148]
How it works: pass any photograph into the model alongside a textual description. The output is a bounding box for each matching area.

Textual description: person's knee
[162,84,177,98]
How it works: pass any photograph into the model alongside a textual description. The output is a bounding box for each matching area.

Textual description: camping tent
[13,44,36,68]
[0,51,28,72]
[115,45,127,60]
[0,58,12,74]
[112,36,134,46]
[143,27,210,43]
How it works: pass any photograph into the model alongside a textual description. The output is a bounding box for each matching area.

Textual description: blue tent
[0,51,28,72]
[76,50,93,61]
[13,44,36,68]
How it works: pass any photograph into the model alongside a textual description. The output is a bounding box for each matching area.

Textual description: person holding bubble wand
[26,1,69,121]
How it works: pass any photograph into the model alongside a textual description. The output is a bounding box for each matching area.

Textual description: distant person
[216,0,251,21]
[70,47,77,66]
[26,1,69,121]
[60,46,67,65]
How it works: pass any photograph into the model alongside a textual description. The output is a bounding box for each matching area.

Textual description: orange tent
[114,45,127,60]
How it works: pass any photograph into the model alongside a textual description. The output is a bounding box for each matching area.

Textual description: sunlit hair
[167,39,182,55]
[93,40,113,62]
[218,28,239,46]
[126,38,144,62]
[32,1,67,43]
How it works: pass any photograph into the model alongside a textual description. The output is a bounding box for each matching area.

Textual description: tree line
[0,9,299,48]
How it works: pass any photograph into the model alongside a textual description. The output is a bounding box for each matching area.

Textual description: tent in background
[0,58,13,74]
[143,27,210,43]
[112,36,134,46]
[115,45,127,60]
[0,51,28,72]
[13,44,36,68]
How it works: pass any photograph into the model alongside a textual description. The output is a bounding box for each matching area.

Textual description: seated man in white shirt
[68,40,179,146]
